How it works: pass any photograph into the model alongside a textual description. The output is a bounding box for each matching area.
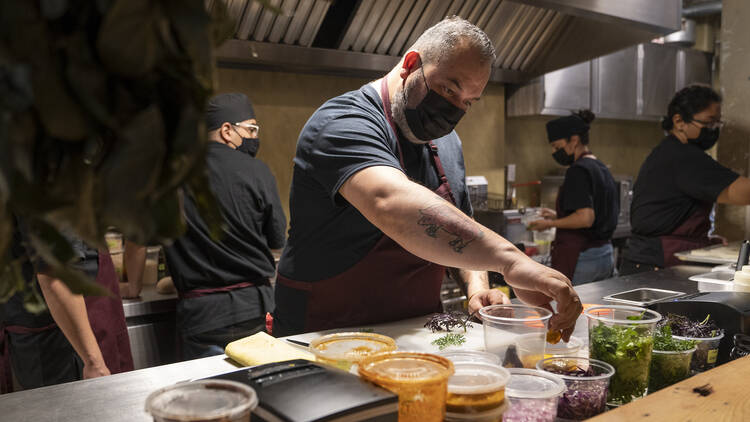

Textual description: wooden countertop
[589,355,750,421]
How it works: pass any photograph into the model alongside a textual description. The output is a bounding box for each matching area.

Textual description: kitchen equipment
[649,291,750,366]
[676,241,744,265]
[207,360,398,422]
[536,357,614,420]
[145,379,258,422]
[445,361,510,421]
[602,287,686,306]
[358,352,453,422]
[466,176,488,210]
[308,332,397,371]
[503,368,565,422]
[585,305,661,405]
[479,304,552,369]
[143,246,161,285]
[730,333,750,360]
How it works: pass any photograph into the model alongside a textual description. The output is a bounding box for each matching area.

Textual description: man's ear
[219,123,234,144]
[399,51,422,83]
[672,114,685,131]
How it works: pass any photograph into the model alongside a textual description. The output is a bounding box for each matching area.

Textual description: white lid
[505,368,565,399]
[438,350,501,365]
[447,362,510,395]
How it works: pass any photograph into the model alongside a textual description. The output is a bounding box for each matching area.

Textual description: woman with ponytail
[529,110,619,285]
[622,85,750,274]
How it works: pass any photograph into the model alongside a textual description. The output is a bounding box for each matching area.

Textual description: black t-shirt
[557,156,619,241]
[277,83,472,282]
[164,143,285,334]
[627,135,739,265]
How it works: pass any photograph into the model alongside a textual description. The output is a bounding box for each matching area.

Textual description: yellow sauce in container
[309,332,396,371]
[445,362,510,421]
[358,352,453,422]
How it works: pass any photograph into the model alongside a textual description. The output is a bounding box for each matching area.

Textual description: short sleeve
[261,172,287,250]
[561,166,594,213]
[675,150,739,202]
[298,113,402,205]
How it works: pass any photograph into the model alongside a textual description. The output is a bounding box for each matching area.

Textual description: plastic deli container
[479,305,553,369]
[358,352,454,422]
[143,246,161,285]
[543,336,584,358]
[439,350,502,366]
[673,332,724,373]
[648,348,696,392]
[445,362,510,421]
[309,332,397,371]
[585,305,661,406]
[536,357,615,420]
[145,380,258,422]
[502,368,565,422]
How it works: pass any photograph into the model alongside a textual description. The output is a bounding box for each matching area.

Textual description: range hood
[213,0,682,83]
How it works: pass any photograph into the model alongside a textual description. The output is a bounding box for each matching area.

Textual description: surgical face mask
[689,126,720,150]
[232,126,260,157]
[552,145,575,166]
[403,69,465,141]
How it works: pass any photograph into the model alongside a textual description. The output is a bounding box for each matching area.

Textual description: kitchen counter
[122,284,177,319]
[1,265,741,421]
[122,284,179,370]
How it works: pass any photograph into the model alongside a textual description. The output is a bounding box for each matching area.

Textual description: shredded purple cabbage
[502,397,557,422]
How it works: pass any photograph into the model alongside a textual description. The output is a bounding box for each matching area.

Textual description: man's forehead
[430,49,490,95]
[240,118,257,125]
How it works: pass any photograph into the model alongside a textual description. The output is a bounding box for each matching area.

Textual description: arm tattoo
[417,204,484,253]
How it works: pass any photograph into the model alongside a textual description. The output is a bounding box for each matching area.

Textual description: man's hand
[467,288,511,315]
[502,258,582,341]
[528,219,553,232]
[119,282,139,299]
[83,360,111,379]
[539,208,557,219]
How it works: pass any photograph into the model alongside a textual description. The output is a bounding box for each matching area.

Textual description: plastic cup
[536,357,614,420]
[673,332,724,373]
[105,232,123,254]
[445,361,510,419]
[543,335,584,358]
[648,348,696,392]
[358,351,453,422]
[143,246,161,285]
[145,380,258,422]
[479,305,552,369]
[309,332,397,372]
[584,305,660,406]
[439,350,502,366]
[502,368,565,422]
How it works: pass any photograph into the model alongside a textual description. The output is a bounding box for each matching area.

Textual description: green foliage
[589,323,654,405]
[0,0,235,308]
[431,333,467,350]
[653,325,698,352]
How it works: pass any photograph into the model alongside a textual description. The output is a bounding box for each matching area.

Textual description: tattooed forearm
[417,204,484,253]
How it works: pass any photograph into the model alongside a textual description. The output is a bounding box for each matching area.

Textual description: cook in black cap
[162,92,286,359]
[206,93,261,157]
[528,110,620,285]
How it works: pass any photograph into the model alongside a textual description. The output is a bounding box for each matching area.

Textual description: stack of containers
[502,368,565,422]
[441,350,511,422]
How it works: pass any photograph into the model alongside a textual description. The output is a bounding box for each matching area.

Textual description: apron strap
[427,142,457,206]
[178,280,264,300]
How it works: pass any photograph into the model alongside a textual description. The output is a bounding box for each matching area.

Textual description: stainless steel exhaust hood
[214,0,682,83]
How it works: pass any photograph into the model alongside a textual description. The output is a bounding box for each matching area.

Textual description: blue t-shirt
[277,83,472,282]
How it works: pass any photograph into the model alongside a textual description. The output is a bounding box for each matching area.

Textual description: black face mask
[232,127,260,157]
[403,69,465,141]
[552,147,575,166]
[689,126,720,150]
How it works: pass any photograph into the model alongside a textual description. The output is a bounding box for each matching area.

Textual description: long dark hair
[574,109,595,145]
[662,85,722,131]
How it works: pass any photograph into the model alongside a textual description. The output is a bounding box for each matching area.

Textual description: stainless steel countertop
[122,284,177,318]
[0,265,721,421]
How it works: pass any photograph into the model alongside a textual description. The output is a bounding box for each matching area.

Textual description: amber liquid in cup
[446,389,505,413]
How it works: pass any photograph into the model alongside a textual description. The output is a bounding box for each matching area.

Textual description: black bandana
[546,115,589,142]
[206,93,256,131]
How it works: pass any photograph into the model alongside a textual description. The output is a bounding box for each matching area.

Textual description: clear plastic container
[543,335,583,358]
[439,350,502,366]
[673,332,724,373]
[358,351,453,422]
[502,368,565,422]
[585,305,661,406]
[309,332,396,371]
[446,402,508,422]
[648,348,696,392]
[143,246,161,285]
[105,231,123,254]
[445,362,510,417]
[479,305,552,369]
[145,380,258,422]
[536,357,614,420]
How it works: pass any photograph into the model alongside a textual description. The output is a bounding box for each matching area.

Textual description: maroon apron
[275,78,454,332]
[178,281,258,300]
[83,251,134,374]
[659,202,713,267]
[550,154,607,280]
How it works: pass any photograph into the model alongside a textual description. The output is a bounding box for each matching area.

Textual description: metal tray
[603,288,686,306]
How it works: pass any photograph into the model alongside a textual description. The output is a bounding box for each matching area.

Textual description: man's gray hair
[409,16,496,66]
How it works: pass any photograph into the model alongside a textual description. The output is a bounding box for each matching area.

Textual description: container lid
[358,352,454,384]
[479,304,553,325]
[505,368,565,399]
[309,332,397,362]
[544,335,583,356]
[584,305,661,325]
[536,357,615,381]
[438,350,501,365]
[448,362,510,395]
[145,380,258,421]
[673,331,725,341]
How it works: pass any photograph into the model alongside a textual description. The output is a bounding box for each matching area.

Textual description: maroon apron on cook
[275,78,456,332]
[659,202,714,267]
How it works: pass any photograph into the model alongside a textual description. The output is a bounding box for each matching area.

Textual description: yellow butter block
[225,332,314,367]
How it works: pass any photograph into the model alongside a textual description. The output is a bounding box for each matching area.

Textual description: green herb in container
[648,325,697,392]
